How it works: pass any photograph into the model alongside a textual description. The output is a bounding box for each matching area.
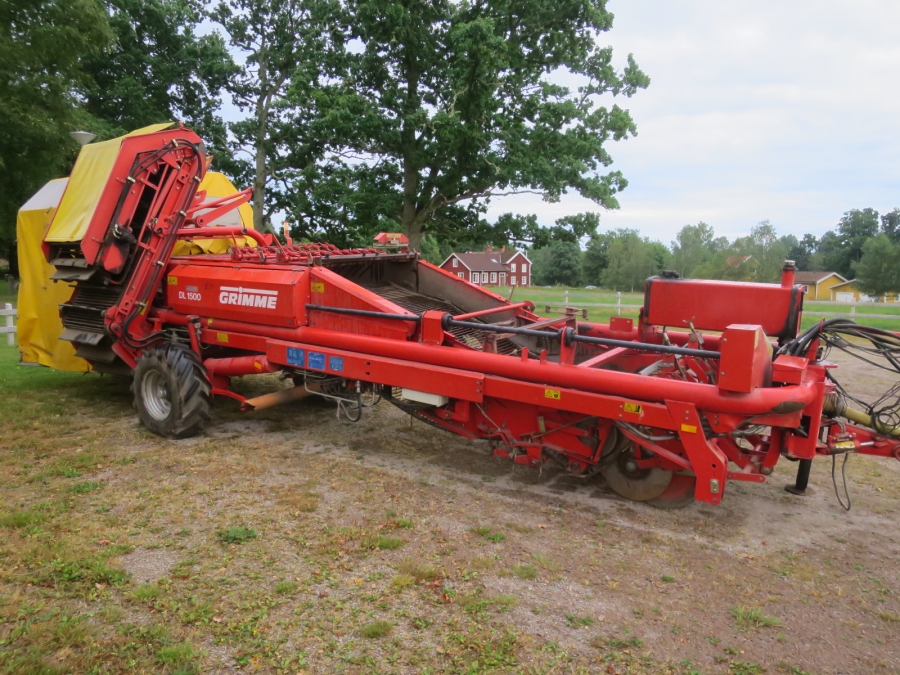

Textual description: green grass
[156,642,200,674]
[359,620,393,638]
[361,534,404,550]
[133,583,164,602]
[397,558,439,582]
[216,525,258,545]
[70,480,103,495]
[471,526,506,543]
[731,605,781,630]
[0,509,47,528]
[511,563,537,580]
[275,580,299,595]
[565,613,594,627]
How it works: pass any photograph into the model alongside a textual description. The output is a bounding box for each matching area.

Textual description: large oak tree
[293,0,648,249]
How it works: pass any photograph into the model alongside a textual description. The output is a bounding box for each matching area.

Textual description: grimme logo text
[219,286,278,309]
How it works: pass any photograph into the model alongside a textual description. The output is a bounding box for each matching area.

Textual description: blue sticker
[329,356,344,372]
[308,352,326,370]
[287,347,305,367]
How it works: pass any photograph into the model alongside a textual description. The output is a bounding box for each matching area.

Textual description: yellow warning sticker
[681,424,697,434]
[311,282,325,293]
[834,440,856,449]
[545,389,561,400]
[167,276,178,285]
[623,402,643,414]
[207,318,214,326]
[216,332,229,343]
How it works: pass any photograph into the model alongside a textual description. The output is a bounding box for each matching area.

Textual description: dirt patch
[118,548,179,584]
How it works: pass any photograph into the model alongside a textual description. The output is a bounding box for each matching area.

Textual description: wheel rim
[600,444,673,501]
[647,473,697,509]
[141,370,171,421]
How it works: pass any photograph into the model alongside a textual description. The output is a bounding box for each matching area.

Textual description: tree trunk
[400,56,421,250]
[253,37,269,233]
[253,109,267,233]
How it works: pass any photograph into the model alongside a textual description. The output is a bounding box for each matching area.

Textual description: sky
[483,0,900,244]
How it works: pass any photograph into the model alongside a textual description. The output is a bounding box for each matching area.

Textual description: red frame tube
[177,226,269,247]
[453,302,533,321]
[151,309,818,416]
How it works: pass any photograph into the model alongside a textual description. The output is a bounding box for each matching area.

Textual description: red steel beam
[453,302,532,321]
[151,308,818,417]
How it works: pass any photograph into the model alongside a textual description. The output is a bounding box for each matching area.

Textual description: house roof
[829,279,859,290]
[726,255,754,267]
[500,249,530,264]
[451,252,508,272]
[795,271,846,284]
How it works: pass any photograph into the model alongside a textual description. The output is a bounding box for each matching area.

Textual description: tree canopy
[84,0,233,139]
[1,0,232,274]
[278,0,649,249]
[0,0,110,273]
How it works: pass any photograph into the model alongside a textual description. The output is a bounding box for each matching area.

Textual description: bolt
[625,461,638,473]
[709,479,720,494]
[761,466,772,475]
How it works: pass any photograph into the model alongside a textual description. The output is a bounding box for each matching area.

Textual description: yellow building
[795,271,847,300]
[828,279,899,303]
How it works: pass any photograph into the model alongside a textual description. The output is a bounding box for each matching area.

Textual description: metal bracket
[666,400,729,504]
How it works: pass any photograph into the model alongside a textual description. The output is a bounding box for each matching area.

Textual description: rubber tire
[133,344,211,439]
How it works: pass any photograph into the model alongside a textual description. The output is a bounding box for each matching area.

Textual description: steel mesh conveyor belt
[361,283,519,354]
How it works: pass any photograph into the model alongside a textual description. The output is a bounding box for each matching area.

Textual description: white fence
[1,303,16,347]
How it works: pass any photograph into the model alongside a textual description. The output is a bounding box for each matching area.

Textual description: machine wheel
[600,444,673,502]
[133,343,211,439]
[646,473,697,509]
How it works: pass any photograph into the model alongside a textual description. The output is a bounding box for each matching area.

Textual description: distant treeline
[421,208,900,293]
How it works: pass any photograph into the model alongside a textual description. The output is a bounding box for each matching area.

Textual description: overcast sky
[484,0,900,244]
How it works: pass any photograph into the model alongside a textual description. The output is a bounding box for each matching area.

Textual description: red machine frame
[43,126,900,508]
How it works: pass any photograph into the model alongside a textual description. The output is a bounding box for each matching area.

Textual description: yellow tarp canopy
[17,169,253,371]
[172,171,255,255]
[15,178,86,371]
[44,123,177,244]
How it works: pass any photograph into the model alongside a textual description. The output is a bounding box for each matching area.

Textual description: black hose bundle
[779,319,900,434]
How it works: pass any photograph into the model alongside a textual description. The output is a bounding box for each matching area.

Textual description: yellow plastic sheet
[15,178,89,371]
[17,168,253,371]
[44,123,177,244]
[172,171,255,255]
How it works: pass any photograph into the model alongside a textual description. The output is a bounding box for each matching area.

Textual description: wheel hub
[600,444,674,501]
[141,370,171,421]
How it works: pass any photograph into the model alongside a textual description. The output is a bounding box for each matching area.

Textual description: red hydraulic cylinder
[204,355,278,378]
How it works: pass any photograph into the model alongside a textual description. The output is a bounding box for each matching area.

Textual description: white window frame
[457,272,464,279]
[511,263,517,273]
[482,272,489,283]
[471,272,478,283]
[490,272,497,283]
[520,263,527,274]
[499,272,506,285]
[452,258,458,267]
[521,276,526,285]
[511,276,517,285]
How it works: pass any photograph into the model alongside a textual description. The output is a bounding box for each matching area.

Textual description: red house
[439,245,531,287]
